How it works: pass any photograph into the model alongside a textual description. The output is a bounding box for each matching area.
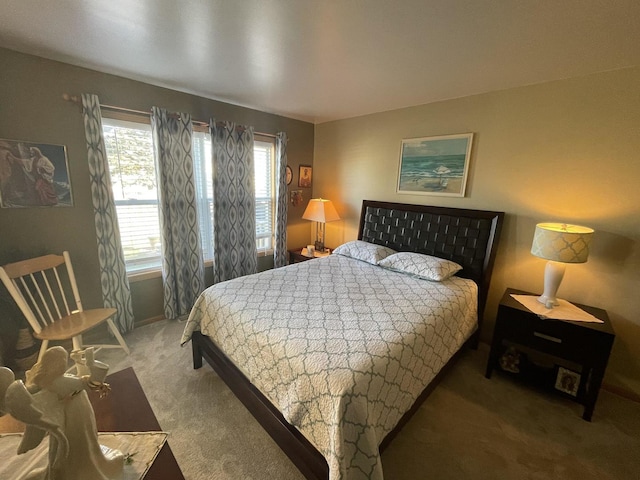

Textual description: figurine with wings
[0,346,124,480]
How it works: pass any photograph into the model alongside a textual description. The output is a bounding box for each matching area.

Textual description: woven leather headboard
[358,200,504,318]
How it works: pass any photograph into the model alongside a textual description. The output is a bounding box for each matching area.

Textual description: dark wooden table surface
[90,367,185,479]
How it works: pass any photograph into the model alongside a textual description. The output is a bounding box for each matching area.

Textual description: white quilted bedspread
[181,254,477,480]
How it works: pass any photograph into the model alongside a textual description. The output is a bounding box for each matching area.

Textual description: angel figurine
[0,346,124,480]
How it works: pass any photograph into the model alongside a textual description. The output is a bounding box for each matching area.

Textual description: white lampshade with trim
[530,223,594,307]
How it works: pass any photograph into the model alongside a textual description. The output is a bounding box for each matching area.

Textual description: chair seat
[34,308,117,341]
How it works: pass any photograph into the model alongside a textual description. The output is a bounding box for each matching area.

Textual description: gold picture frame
[298,165,312,188]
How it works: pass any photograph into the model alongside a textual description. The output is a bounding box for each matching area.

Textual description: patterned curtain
[81,93,135,333]
[151,107,204,320]
[210,120,257,283]
[274,132,288,268]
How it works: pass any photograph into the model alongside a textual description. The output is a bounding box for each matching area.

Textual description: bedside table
[485,288,615,421]
[288,248,331,264]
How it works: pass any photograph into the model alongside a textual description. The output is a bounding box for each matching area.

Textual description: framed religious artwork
[0,139,74,208]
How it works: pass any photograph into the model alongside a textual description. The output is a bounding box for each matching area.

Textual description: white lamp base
[538,260,566,308]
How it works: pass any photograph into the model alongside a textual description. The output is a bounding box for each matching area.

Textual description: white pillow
[378,251,462,281]
[333,240,396,265]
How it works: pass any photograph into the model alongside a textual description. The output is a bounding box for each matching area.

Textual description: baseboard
[135,315,166,327]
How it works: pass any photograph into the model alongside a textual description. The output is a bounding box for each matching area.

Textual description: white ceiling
[2,0,639,124]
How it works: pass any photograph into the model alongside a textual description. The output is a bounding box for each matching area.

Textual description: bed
[182,200,504,480]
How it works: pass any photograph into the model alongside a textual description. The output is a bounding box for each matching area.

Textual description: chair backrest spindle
[19,275,50,327]
[39,268,62,319]
[2,274,42,333]
[51,265,71,316]
[63,251,83,313]
[31,271,57,325]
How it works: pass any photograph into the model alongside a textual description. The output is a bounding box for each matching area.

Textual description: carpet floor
[100,319,640,480]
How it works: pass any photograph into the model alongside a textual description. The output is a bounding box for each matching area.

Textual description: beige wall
[0,48,314,324]
[314,67,640,395]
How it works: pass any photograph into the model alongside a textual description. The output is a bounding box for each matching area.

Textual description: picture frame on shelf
[555,366,581,397]
[396,133,473,197]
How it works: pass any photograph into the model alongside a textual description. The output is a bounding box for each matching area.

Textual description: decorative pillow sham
[332,240,396,265]
[378,251,463,281]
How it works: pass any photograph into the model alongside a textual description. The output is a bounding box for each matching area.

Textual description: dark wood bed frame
[191,200,504,479]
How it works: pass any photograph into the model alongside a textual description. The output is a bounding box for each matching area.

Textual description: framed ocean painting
[396,133,473,197]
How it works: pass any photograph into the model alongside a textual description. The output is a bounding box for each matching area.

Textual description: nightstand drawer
[495,306,608,363]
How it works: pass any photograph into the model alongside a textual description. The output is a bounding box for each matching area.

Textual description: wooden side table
[485,288,615,421]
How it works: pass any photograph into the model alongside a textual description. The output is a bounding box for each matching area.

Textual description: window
[192,129,214,262]
[194,133,276,257]
[103,118,276,273]
[254,136,276,253]
[103,118,161,272]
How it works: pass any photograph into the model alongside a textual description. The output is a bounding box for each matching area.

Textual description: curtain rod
[62,93,276,137]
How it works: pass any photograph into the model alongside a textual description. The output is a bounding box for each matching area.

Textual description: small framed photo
[298,165,312,188]
[0,139,73,208]
[290,189,303,207]
[397,133,473,197]
[555,367,581,397]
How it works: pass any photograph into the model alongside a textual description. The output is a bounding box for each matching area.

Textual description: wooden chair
[0,251,129,364]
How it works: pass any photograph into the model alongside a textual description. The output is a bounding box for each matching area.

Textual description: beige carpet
[100,319,640,480]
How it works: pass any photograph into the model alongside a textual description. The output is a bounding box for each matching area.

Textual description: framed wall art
[298,165,312,188]
[396,133,473,197]
[0,139,74,208]
[285,165,293,185]
[290,189,303,206]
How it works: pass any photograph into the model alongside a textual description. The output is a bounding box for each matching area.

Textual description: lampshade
[530,222,594,308]
[302,198,340,253]
[531,223,594,263]
[302,198,340,223]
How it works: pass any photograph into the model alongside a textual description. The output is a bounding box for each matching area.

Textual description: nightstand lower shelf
[485,288,615,421]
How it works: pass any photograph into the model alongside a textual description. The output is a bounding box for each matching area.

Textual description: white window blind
[192,130,214,261]
[254,138,275,253]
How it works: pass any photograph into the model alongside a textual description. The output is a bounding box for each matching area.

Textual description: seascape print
[0,139,73,207]
[397,133,473,197]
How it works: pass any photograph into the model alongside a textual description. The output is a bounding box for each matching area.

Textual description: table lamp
[302,198,340,252]
[530,222,594,307]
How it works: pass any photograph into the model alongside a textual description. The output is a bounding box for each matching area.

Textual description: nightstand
[485,288,615,421]
[288,248,331,264]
